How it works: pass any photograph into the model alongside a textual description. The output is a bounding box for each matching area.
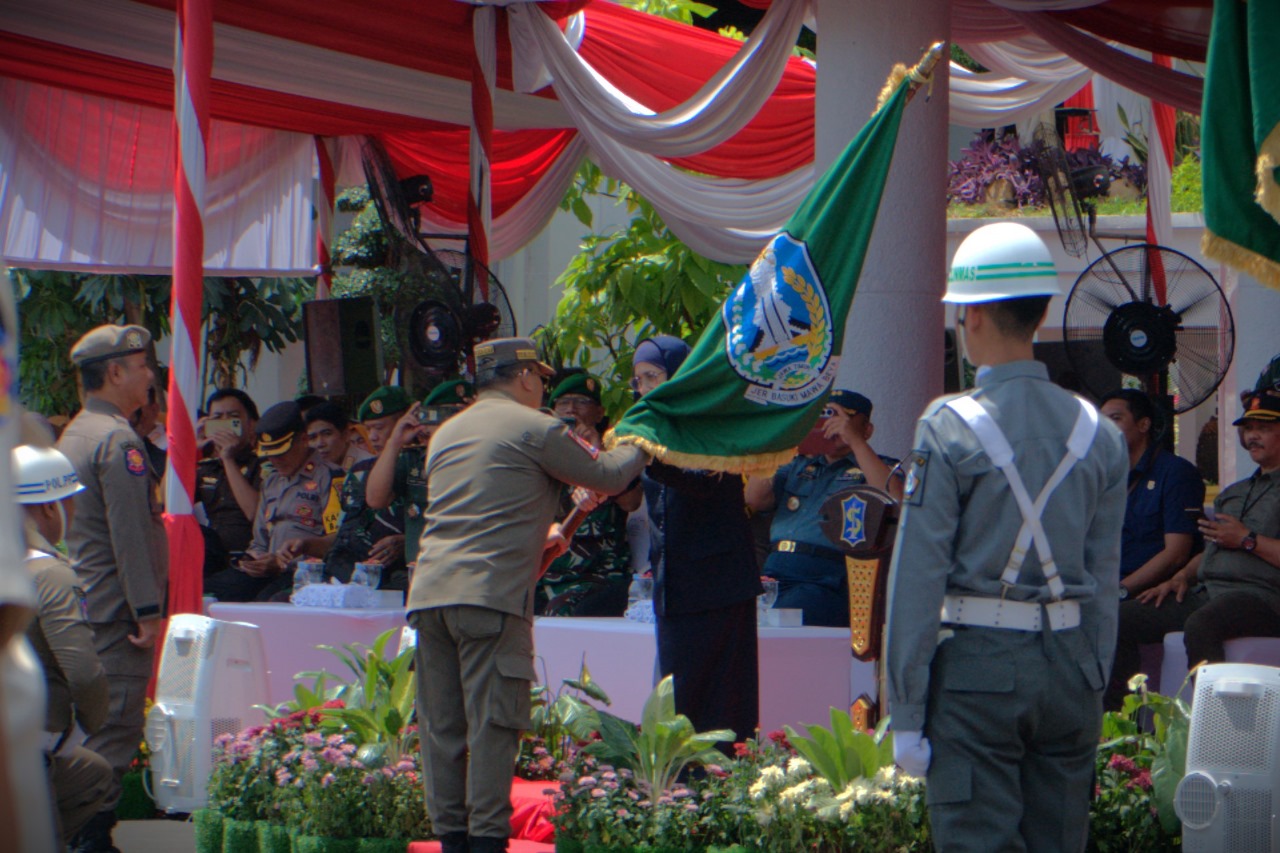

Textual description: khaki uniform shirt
[249,451,343,554]
[884,361,1129,731]
[408,390,647,618]
[24,531,109,735]
[59,396,169,623]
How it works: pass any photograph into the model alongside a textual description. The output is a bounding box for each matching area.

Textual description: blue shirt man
[746,389,902,626]
[1099,389,1204,596]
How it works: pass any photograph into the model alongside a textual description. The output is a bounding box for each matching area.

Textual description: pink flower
[326,734,345,746]
[363,774,377,785]
[591,788,607,799]
[303,732,324,748]
[672,787,692,799]
[706,765,728,778]
[684,803,698,812]
[578,776,597,787]
[321,773,336,788]
[615,808,628,818]
[275,768,292,786]
[1128,770,1153,791]
[1108,754,1138,775]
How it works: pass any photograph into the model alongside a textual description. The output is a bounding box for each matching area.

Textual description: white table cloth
[207,602,409,708]
[533,616,874,733]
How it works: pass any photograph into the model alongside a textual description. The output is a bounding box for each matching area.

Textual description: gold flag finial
[875,41,946,114]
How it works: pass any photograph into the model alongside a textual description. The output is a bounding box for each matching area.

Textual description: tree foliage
[9,267,308,416]
[538,163,746,421]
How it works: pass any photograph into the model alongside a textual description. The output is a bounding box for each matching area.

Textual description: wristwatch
[1118,585,1130,601]
[1242,531,1258,552]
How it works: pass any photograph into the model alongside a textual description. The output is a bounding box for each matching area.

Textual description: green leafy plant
[1090,674,1189,849]
[783,711,893,791]
[584,675,733,797]
[203,275,310,390]
[263,629,418,766]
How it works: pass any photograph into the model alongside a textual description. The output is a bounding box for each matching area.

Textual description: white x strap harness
[939,394,1099,632]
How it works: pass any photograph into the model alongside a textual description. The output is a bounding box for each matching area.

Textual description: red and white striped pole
[1145,54,1177,306]
[469,5,495,300]
[315,135,336,299]
[165,0,211,616]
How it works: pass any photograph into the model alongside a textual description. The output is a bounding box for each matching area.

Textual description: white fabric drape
[507,0,809,158]
[0,80,316,273]
[949,63,1090,128]
[0,0,573,131]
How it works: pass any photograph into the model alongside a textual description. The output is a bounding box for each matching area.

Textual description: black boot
[71,810,120,853]
[467,836,509,853]
[439,831,470,853]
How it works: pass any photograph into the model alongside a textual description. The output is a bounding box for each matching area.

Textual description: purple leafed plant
[947,131,1043,208]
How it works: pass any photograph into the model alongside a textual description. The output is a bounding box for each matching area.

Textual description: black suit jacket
[644,461,761,616]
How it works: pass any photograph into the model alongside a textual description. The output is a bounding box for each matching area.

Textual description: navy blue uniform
[763,453,898,626]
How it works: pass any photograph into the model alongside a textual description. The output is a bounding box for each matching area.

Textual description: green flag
[1201,0,1280,290]
[609,61,921,473]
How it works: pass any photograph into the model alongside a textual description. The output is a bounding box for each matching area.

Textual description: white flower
[758,765,785,785]
[779,779,814,804]
[785,756,812,779]
[748,778,769,800]
[875,765,897,785]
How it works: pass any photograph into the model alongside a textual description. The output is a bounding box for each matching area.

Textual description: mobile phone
[417,404,462,426]
[1185,505,1217,523]
[206,416,242,437]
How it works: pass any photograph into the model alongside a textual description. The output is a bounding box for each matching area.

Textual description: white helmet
[13,445,84,504]
[944,222,1061,304]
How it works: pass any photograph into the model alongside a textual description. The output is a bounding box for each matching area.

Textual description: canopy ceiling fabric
[0,0,1211,270]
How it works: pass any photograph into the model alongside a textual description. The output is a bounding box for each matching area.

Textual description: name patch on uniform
[904,449,930,506]
[567,430,599,460]
[125,446,147,476]
[297,491,320,503]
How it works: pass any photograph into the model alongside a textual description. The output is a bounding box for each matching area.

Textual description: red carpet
[408,778,559,852]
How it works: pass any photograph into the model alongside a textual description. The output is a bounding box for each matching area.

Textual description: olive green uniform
[536,496,631,616]
[25,531,113,844]
[408,390,647,841]
[325,457,406,587]
[884,361,1128,852]
[58,395,168,808]
[394,445,429,568]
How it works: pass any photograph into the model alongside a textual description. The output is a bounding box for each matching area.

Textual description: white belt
[941,594,1080,632]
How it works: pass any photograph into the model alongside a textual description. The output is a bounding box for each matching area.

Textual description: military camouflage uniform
[394,445,429,568]
[537,495,631,616]
[325,456,407,588]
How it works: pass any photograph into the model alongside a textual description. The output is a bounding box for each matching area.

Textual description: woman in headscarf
[633,335,761,748]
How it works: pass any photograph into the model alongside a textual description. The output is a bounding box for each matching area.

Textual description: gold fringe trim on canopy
[604,429,800,476]
[1257,122,1280,225]
[1202,229,1280,290]
[874,41,945,115]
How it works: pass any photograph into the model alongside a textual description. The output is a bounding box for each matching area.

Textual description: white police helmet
[944,222,1061,304]
[13,445,84,504]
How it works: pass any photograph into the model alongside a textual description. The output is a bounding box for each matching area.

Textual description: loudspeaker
[304,297,384,405]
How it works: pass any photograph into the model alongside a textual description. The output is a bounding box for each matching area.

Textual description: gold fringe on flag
[1203,230,1280,290]
[604,430,800,476]
[874,41,945,115]
[1257,123,1280,225]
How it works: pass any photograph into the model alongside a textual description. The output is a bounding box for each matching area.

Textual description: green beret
[423,379,475,407]
[70,324,151,367]
[549,372,603,406]
[357,386,412,422]
[256,401,304,458]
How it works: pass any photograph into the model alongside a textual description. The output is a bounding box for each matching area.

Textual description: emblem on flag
[724,234,836,407]
[839,491,867,550]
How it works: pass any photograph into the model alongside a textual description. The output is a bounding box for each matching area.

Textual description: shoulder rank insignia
[124,446,147,477]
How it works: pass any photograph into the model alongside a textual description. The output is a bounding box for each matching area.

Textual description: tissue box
[762,608,803,627]
[290,581,376,609]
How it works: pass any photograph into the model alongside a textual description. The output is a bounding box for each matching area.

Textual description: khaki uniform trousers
[50,744,113,844]
[85,620,152,809]
[411,606,534,840]
[924,624,1105,853]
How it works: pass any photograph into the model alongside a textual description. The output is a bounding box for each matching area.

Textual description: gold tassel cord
[1202,230,1280,290]
[1256,122,1280,225]
[874,41,945,115]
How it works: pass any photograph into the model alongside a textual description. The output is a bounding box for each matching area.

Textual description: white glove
[571,486,605,513]
[893,730,931,778]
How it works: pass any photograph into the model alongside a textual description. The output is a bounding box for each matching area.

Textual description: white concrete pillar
[819,0,951,458]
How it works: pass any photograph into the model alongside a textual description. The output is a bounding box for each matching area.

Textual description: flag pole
[876,41,945,114]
